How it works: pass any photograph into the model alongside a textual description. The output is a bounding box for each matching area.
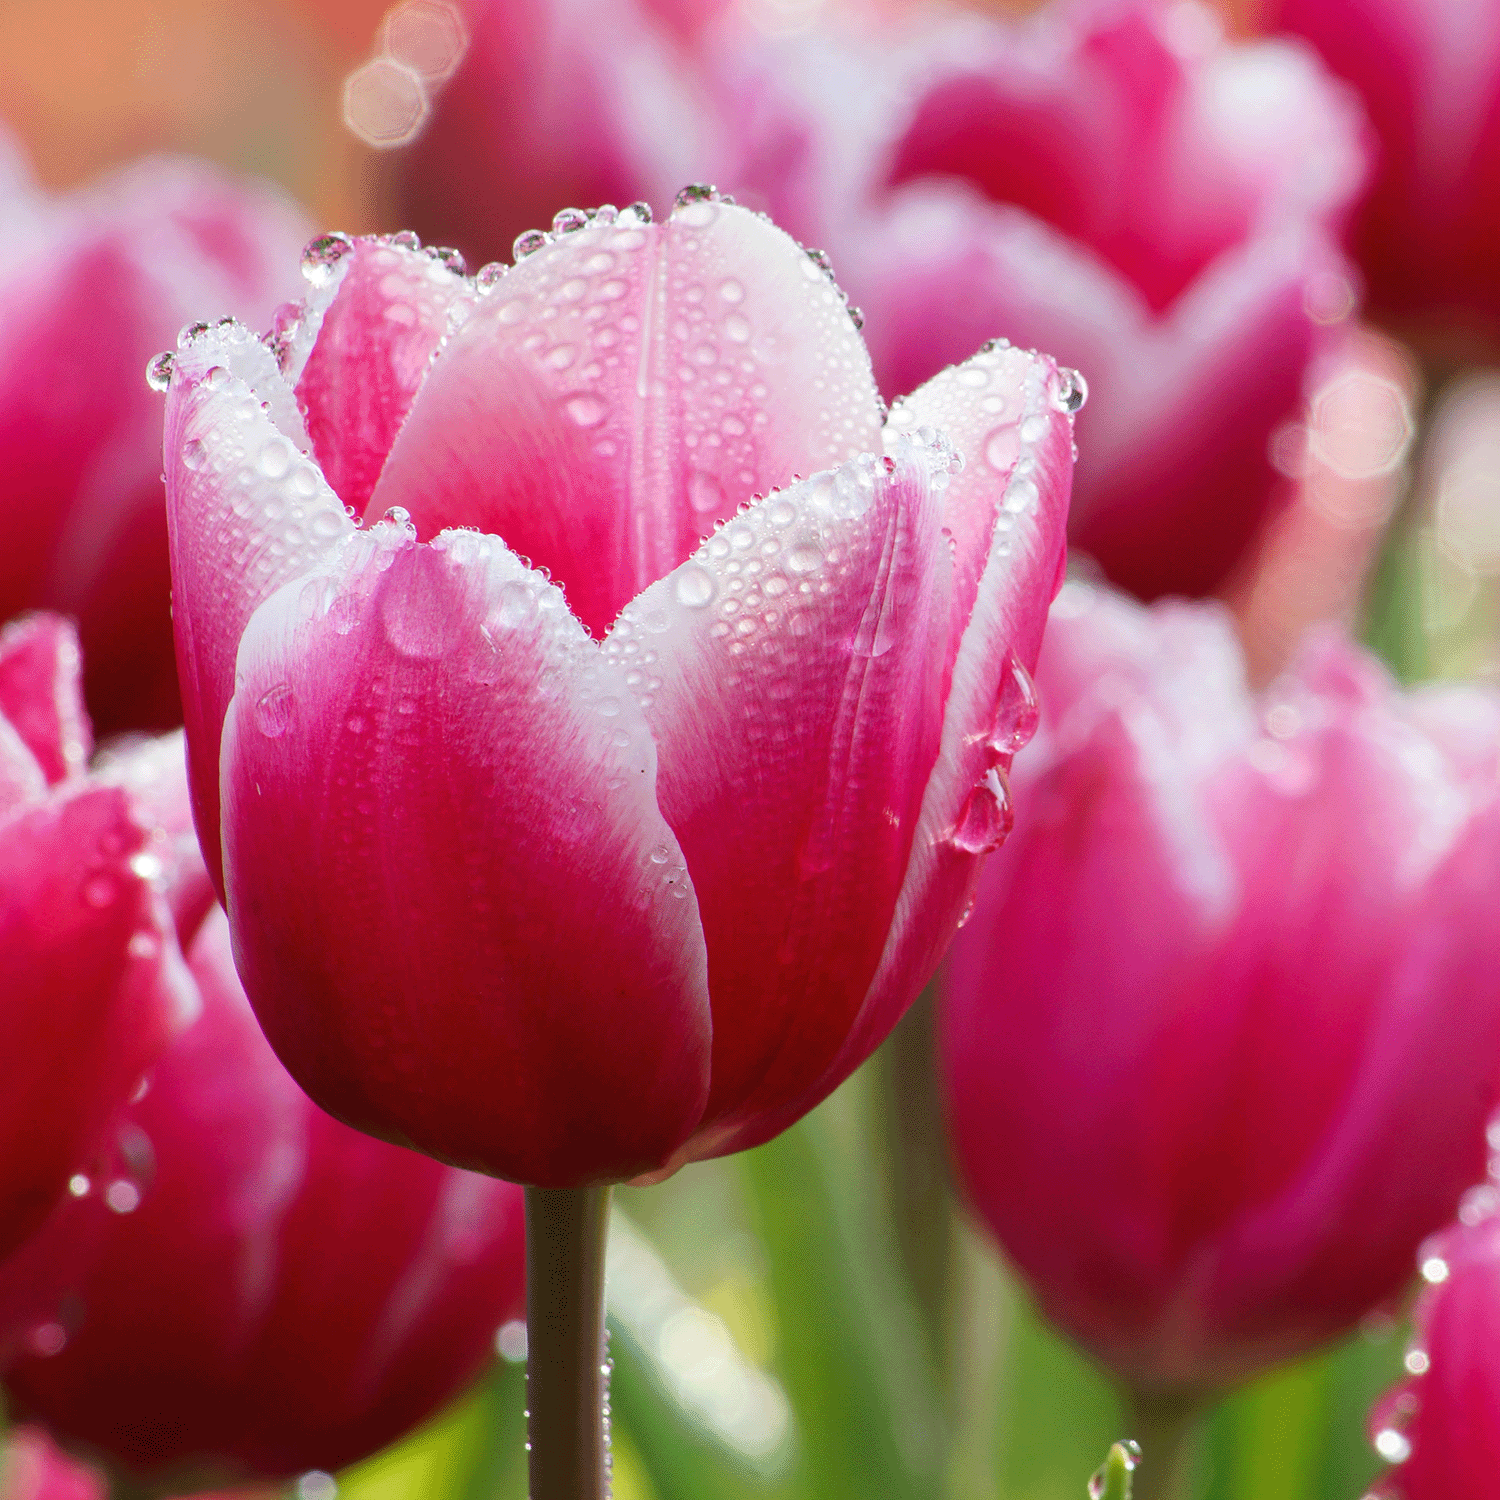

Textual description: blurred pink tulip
[0,898,526,1487]
[1264,0,1500,354]
[0,612,195,1263]
[942,583,1500,1392]
[1366,1177,1500,1496]
[0,134,307,733]
[158,197,1074,1187]
[723,0,1368,599]
[391,0,724,269]
[1,1428,105,1500]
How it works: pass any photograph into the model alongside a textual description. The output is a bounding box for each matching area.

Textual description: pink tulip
[1365,1178,1500,1496]
[1263,0,1500,353]
[0,900,526,1487]
[720,0,1368,599]
[158,196,1074,1188]
[941,583,1500,1392]
[1,1428,105,1500]
[392,0,723,272]
[0,134,307,733]
[0,612,196,1263]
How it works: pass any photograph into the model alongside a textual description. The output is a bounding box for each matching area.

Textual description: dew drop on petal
[255,684,294,738]
[1052,367,1088,414]
[182,438,206,471]
[951,770,1013,854]
[145,352,176,393]
[675,563,716,608]
[565,394,608,427]
[513,228,549,260]
[301,232,355,288]
[989,655,1040,758]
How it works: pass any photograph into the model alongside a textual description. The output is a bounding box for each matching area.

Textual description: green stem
[525,1184,613,1500]
[1123,1388,1203,1500]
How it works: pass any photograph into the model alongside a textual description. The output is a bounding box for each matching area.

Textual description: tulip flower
[718,0,1368,599]
[160,193,1073,1189]
[158,196,1071,1499]
[1263,0,1500,354]
[1365,1177,1500,1497]
[0,133,307,733]
[1,1428,105,1500]
[0,612,195,1263]
[942,584,1500,1402]
[0,902,527,1488]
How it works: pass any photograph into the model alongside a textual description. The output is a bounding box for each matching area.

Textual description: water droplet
[68,1174,90,1197]
[182,438,207,471]
[1404,1349,1430,1375]
[476,261,506,292]
[565,394,608,427]
[675,563,716,608]
[552,207,589,234]
[145,351,176,393]
[787,542,823,575]
[723,311,751,343]
[951,770,1013,854]
[989,656,1039,758]
[1052,367,1088,414]
[256,684,295,738]
[687,471,725,514]
[177,319,211,349]
[390,230,421,251]
[1373,1428,1411,1464]
[513,229,549,260]
[492,580,538,629]
[381,505,413,529]
[985,425,1020,472]
[83,874,116,908]
[301,232,355,287]
[259,436,295,480]
[675,183,718,208]
[848,305,865,330]
[649,845,670,864]
[1421,1256,1450,1284]
[1004,476,1039,515]
[623,201,654,224]
[105,1180,141,1214]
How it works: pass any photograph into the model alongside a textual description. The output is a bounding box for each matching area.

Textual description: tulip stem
[1122,1387,1202,1500]
[525,1184,613,1500]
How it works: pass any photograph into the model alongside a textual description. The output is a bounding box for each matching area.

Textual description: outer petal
[292,237,476,515]
[0,783,195,1260]
[223,520,711,1185]
[0,616,90,785]
[163,324,355,890]
[370,198,882,636]
[606,437,955,1156]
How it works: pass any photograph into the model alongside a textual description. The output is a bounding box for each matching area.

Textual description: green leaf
[1088,1442,1142,1500]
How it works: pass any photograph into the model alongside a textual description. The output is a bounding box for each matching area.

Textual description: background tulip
[1263,0,1500,357]
[0,612,195,1263]
[0,133,306,733]
[160,198,1074,1190]
[0,901,526,1490]
[942,584,1500,1399]
[1364,1177,1500,1498]
[713,0,1367,601]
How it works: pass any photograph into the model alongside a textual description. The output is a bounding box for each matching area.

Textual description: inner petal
[368,199,883,638]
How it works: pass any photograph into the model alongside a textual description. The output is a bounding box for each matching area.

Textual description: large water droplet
[675,563,716,608]
[989,655,1039,759]
[565,394,608,427]
[951,770,1013,854]
[256,684,295,738]
[552,207,589,234]
[1052,367,1088,414]
[182,438,207,471]
[145,351,176,393]
[476,261,506,292]
[301,232,355,288]
[491,580,538,629]
[786,542,824,575]
[623,200,654,225]
[513,229,549,260]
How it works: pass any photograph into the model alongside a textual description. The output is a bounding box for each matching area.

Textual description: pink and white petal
[0,615,90,785]
[164,325,354,891]
[0,714,46,816]
[293,238,475,515]
[370,200,883,637]
[0,782,196,1260]
[714,347,1074,1158]
[222,520,711,1186]
[604,440,954,1155]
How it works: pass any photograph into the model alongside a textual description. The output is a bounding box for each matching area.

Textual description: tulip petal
[292,239,475,516]
[164,327,355,890]
[0,615,90,785]
[0,783,195,1260]
[605,439,953,1155]
[370,200,883,636]
[222,519,711,1185]
[785,345,1073,1137]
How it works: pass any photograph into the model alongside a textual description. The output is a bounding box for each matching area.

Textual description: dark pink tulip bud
[1366,1177,1500,1496]
[723,0,1368,600]
[0,900,526,1488]
[0,614,196,1262]
[1,1428,105,1500]
[160,200,1074,1187]
[942,584,1500,1393]
[1264,0,1500,354]
[0,135,307,733]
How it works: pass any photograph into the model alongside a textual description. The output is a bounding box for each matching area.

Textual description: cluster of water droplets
[949,652,1039,870]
